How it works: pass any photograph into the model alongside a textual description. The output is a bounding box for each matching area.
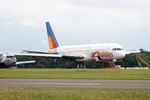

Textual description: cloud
[20,18,37,28]
[0,0,150,51]
[41,39,48,45]
[3,21,13,26]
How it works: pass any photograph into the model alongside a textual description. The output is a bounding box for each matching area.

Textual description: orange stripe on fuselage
[48,36,55,49]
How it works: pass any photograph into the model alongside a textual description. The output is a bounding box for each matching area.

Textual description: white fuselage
[50,43,126,62]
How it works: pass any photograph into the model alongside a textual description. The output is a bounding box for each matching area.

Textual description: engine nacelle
[4,56,16,66]
[75,54,92,62]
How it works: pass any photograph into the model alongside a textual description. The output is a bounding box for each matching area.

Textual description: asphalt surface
[0,79,150,88]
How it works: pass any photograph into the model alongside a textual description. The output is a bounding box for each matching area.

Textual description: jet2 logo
[91,51,113,59]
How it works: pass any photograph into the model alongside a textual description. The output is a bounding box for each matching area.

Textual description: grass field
[0,69,150,79]
[0,87,150,100]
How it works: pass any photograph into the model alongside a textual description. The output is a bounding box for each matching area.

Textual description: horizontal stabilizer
[16,60,35,65]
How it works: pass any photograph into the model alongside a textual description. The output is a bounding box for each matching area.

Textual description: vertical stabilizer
[46,22,59,50]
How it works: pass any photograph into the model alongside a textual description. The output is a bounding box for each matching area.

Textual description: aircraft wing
[14,53,84,60]
[125,50,141,55]
[22,50,55,54]
[15,53,62,57]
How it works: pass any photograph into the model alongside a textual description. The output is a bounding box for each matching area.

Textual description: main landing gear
[77,62,85,68]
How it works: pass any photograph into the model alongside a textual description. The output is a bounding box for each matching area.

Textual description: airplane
[0,53,35,68]
[15,21,140,68]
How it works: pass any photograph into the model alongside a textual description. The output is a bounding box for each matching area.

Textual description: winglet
[46,22,59,50]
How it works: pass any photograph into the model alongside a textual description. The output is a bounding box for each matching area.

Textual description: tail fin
[46,22,59,50]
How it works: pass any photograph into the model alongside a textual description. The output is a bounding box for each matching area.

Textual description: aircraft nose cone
[121,51,126,58]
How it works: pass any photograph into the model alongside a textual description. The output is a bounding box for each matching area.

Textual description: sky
[0,0,150,52]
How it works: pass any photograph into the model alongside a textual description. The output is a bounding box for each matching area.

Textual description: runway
[0,79,150,88]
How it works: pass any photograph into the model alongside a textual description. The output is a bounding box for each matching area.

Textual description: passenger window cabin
[112,48,123,51]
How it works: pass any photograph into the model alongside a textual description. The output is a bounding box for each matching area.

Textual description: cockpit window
[112,48,123,51]
[7,56,15,58]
